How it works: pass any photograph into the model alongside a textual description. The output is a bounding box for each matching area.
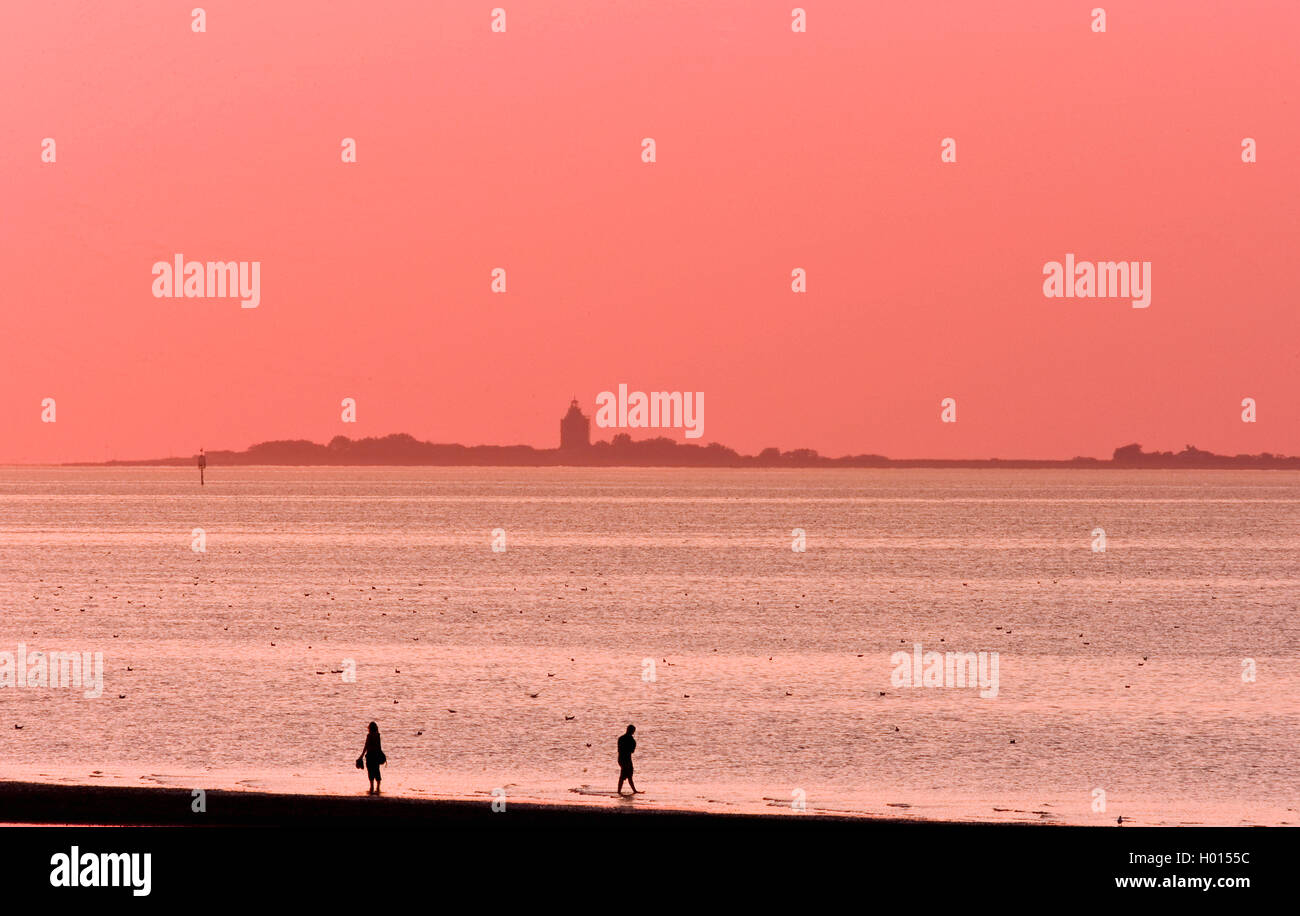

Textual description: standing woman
[357,721,386,794]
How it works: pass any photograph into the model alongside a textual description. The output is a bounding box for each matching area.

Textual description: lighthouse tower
[559,398,590,449]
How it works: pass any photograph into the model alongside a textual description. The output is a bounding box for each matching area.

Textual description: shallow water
[1,467,1296,825]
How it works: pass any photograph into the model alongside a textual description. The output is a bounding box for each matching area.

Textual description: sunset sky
[2,1,1297,464]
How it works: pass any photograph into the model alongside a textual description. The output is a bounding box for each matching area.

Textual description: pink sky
[2,1,1297,463]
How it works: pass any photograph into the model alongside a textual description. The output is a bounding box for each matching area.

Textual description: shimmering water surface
[1,467,1296,825]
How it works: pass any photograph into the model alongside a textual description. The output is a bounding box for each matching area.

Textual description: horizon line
[17,432,1300,470]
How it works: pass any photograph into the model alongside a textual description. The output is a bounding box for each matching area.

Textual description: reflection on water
[1,467,1296,825]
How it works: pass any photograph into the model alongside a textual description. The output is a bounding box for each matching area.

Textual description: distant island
[70,400,1300,470]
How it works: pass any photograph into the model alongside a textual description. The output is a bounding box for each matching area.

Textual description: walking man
[617,724,640,795]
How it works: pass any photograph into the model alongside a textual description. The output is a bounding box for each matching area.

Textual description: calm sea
[1,467,1296,825]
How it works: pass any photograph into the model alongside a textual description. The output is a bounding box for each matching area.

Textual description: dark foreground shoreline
[0,780,994,828]
[1,781,1284,901]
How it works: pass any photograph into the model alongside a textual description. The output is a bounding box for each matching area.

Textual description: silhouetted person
[617,724,640,795]
[357,721,386,794]
[197,449,206,486]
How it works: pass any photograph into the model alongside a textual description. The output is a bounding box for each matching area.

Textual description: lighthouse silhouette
[559,398,590,449]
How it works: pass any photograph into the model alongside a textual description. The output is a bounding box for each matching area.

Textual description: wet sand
[0,780,1016,828]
